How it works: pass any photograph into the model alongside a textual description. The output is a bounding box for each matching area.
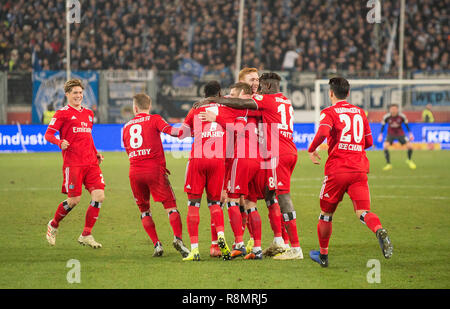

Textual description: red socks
[361,211,383,233]
[187,203,200,244]
[267,202,283,237]
[240,208,248,233]
[316,211,383,255]
[282,223,290,245]
[227,202,244,243]
[81,201,101,236]
[208,202,225,233]
[282,212,300,248]
[168,209,183,240]
[317,215,333,255]
[247,208,261,247]
[141,212,159,245]
[52,200,100,236]
[210,218,218,243]
[51,201,72,228]
[186,201,225,246]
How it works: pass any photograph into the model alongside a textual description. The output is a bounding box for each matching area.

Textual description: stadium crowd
[0,0,448,76]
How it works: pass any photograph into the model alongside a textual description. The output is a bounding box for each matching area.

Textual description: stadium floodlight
[65,0,81,80]
[66,0,71,81]
[313,79,450,129]
[398,0,405,81]
[234,0,245,82]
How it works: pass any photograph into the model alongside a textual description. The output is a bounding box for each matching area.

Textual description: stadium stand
[0,0,448,74]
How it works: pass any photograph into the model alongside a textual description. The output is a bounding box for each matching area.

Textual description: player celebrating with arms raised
[122,93,190,258]
[45,79,105,248]
[307,77,393,267]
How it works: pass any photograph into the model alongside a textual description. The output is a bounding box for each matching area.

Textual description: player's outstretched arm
[161,125,180,138]
[154,114,183,138]
[307,125,331,165]
[365,134,374,149]
[308,150,321,165]
[193,97,256,109]
[214,97,257,109]
[177,109,194,140]
[44,128,69,150]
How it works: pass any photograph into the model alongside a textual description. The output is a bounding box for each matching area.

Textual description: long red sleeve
[308,125,331,152]
[161,125,180,137]
[364,133,373,149]
[44,128,62,148]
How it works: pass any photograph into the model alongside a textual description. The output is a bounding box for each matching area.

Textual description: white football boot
[78,234,102,249]
[273,247,304,260]
[46,220,58,246]
[153,241,164,257]
[173,237,190,258]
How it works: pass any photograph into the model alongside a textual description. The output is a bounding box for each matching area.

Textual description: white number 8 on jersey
[129,124,143,149]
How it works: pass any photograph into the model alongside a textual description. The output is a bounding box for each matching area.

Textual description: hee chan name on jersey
[338,143,363,151]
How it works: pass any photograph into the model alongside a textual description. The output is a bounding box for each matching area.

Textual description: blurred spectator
[0,0,447,76]
[422,103,435,123]
[282,47,299,71]
[8,49,19,71]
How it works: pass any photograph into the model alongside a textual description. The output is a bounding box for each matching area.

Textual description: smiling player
[45,79,105,249]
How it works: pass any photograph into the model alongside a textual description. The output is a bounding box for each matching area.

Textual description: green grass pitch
[0,150,449,289]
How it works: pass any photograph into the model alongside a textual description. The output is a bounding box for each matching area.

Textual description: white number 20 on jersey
[339,114,364,143]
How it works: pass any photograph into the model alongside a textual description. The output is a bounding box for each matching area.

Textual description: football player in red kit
[200,82,279,260]
[207,82,250,258]
[179,81,249,261]
[307,77,393,267]
[45,79,105,248]
[237,68,287,256]
[122,93,190,258]
[196,73,303,260]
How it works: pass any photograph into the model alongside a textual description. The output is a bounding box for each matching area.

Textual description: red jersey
[181,103,247,159]
[319,101,371,175]
[234,111,263,160]
[46,105,98,167]
[251,93,297,157]
[214,107,256,159]
[122,113,173,170]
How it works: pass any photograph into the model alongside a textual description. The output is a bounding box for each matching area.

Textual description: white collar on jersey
[67,104,84,112]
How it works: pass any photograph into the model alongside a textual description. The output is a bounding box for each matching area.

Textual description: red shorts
[228,158,260,198]
[272,154,297,194]
[247,168,270,203]
[224,158,234,192]
[62,165,105,197]
[185,158,225,201]
[243,159,278,203]
[319,172,371,213]
[129,165,175,209]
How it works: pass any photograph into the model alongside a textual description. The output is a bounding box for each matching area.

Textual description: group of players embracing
[45,69,393,268]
